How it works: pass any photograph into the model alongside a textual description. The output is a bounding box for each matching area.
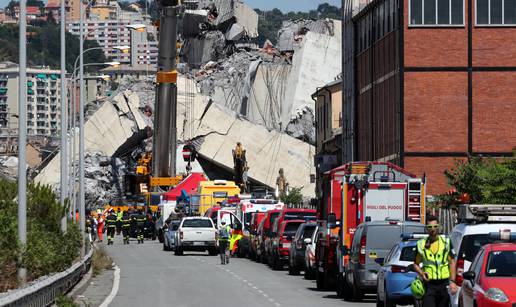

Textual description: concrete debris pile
[193,18,341,145]
[180,0,259,68]
[83,152,118,206]
[0,155,18,181]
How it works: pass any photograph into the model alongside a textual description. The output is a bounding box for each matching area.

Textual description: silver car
[163,220,180,251]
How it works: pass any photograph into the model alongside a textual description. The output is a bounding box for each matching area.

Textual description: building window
[410,0,464,25]
[477,0,516,24]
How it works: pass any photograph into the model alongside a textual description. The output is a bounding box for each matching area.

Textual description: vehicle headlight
[485,288,509,303]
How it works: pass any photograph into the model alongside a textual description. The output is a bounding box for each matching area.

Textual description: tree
[280,186,303,206]
[255,3,341,46]
[441,152,516,205]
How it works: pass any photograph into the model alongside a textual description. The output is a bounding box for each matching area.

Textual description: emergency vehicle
[314,162,426,292]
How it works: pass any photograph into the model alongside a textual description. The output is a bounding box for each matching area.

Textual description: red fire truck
[315,162,426,291]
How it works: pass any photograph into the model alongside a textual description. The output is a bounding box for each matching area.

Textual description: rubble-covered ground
[0,156,18,181]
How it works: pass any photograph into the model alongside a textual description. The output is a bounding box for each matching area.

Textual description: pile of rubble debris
[188,16,341,145]
[0,155,18,181]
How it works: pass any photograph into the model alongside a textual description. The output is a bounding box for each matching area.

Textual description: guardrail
[0,247,93,307]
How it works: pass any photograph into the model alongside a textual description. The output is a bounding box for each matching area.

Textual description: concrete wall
[282,21,342,127]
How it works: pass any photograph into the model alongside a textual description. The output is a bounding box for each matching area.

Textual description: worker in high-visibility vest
[412,215,457,307]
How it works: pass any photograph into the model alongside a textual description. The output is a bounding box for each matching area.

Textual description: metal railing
[0,247,93,307]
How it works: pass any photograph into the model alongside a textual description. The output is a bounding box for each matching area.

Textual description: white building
[0,62,62,138]
[67,16,158,67]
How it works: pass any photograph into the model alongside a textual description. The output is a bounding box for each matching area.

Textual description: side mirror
[463,271,476,281]
[374,258,385,266]
[328,213,337,229]
[304,238,312,244]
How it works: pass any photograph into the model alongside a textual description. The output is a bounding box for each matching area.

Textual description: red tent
[162,172,206,201]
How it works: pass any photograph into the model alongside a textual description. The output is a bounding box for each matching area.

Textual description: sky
[243,0,341,12]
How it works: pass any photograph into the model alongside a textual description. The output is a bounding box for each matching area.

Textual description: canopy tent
[162,172,206,201]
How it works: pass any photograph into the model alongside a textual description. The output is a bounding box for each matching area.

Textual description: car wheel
[316,269,325,289]
[342,275,354,302]
[352,276,364,301]
[174,247,183,256]
[163,243,170,251]
[208,248,218,256]
[288,263,300,275]
[337,273,345,298]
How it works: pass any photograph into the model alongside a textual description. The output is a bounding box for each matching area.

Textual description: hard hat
[411,278,425,299]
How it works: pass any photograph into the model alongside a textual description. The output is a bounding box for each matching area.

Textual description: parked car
[304,225,319,280]
[376,235,422,307]
[343,220,426,301]
[163,220,180,251]
[248,212,266,260]
[449,220,516,306]
[260,210,282,263]
[156,216,165,243]
[266,208,316,265]
[270,220,305,270]
[255,218,267,262]
[174,217,217,256]
[460,231,516,307]
[288,222,317,275]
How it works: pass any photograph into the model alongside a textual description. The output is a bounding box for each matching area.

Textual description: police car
[449,204,516,307]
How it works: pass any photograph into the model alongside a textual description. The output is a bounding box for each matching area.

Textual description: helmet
[411,278,425,299]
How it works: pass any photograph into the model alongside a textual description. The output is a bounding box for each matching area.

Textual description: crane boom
[153,0,180,179]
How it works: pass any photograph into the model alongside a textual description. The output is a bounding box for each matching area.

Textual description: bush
[280,186,303,206]
[0,179,81,291]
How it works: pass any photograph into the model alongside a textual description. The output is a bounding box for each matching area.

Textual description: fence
[0,247,93,307]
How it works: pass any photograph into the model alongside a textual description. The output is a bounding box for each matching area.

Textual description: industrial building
[340,0,516,195]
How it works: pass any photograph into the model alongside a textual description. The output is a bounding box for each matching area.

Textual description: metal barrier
[0,247,93,307]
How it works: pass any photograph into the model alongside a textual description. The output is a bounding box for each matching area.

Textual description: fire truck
[314,162,426,291]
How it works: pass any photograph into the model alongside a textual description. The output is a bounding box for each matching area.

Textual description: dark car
[270,220,305,270]
[288,222,317,275]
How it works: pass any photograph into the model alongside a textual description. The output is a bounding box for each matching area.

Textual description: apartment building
[67,18,158,67]
[344,0,516,194]
[0,62,62,138]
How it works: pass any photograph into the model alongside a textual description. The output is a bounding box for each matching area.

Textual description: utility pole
[79,0,85,257]
[60,0,67,232]
[153,0,179,179]
[18,0,27,284]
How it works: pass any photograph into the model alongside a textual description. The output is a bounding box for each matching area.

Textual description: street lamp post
[79,0,85,256]
[17,0,27,283]
[60,0,67,233]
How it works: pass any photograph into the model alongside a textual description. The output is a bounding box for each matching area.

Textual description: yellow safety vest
[417,236,451,280]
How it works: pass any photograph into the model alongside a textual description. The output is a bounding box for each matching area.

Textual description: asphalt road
[102,236,375,307]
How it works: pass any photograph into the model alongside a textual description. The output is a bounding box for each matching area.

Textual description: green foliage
[55,295,79,307]
[280,186,303,206]
[0,23,106,72]
[0,179,81,290]
[442,153,516,205]
[255,3,341,46]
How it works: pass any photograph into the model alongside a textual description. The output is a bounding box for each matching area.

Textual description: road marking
[253,286,258,289]
[268,298,274,302]
[99,265,120,307]
[258,290,263,293]
[275,303,281,307]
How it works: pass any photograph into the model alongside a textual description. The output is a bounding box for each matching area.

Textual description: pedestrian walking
[122,211,131,244]
[105,209,117,245]
[116,207,123,235]
[217,220,231,264]
[136,209,146,244]
[411,214,457,307]
[97,209,105,242]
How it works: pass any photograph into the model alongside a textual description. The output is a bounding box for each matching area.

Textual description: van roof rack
[458,204,516,224]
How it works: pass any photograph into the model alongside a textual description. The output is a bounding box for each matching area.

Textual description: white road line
[268,298,274,302]
[258,290,263,293]
[263,294,269,298]
[99,265,120,307]
[252,286,258,289]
